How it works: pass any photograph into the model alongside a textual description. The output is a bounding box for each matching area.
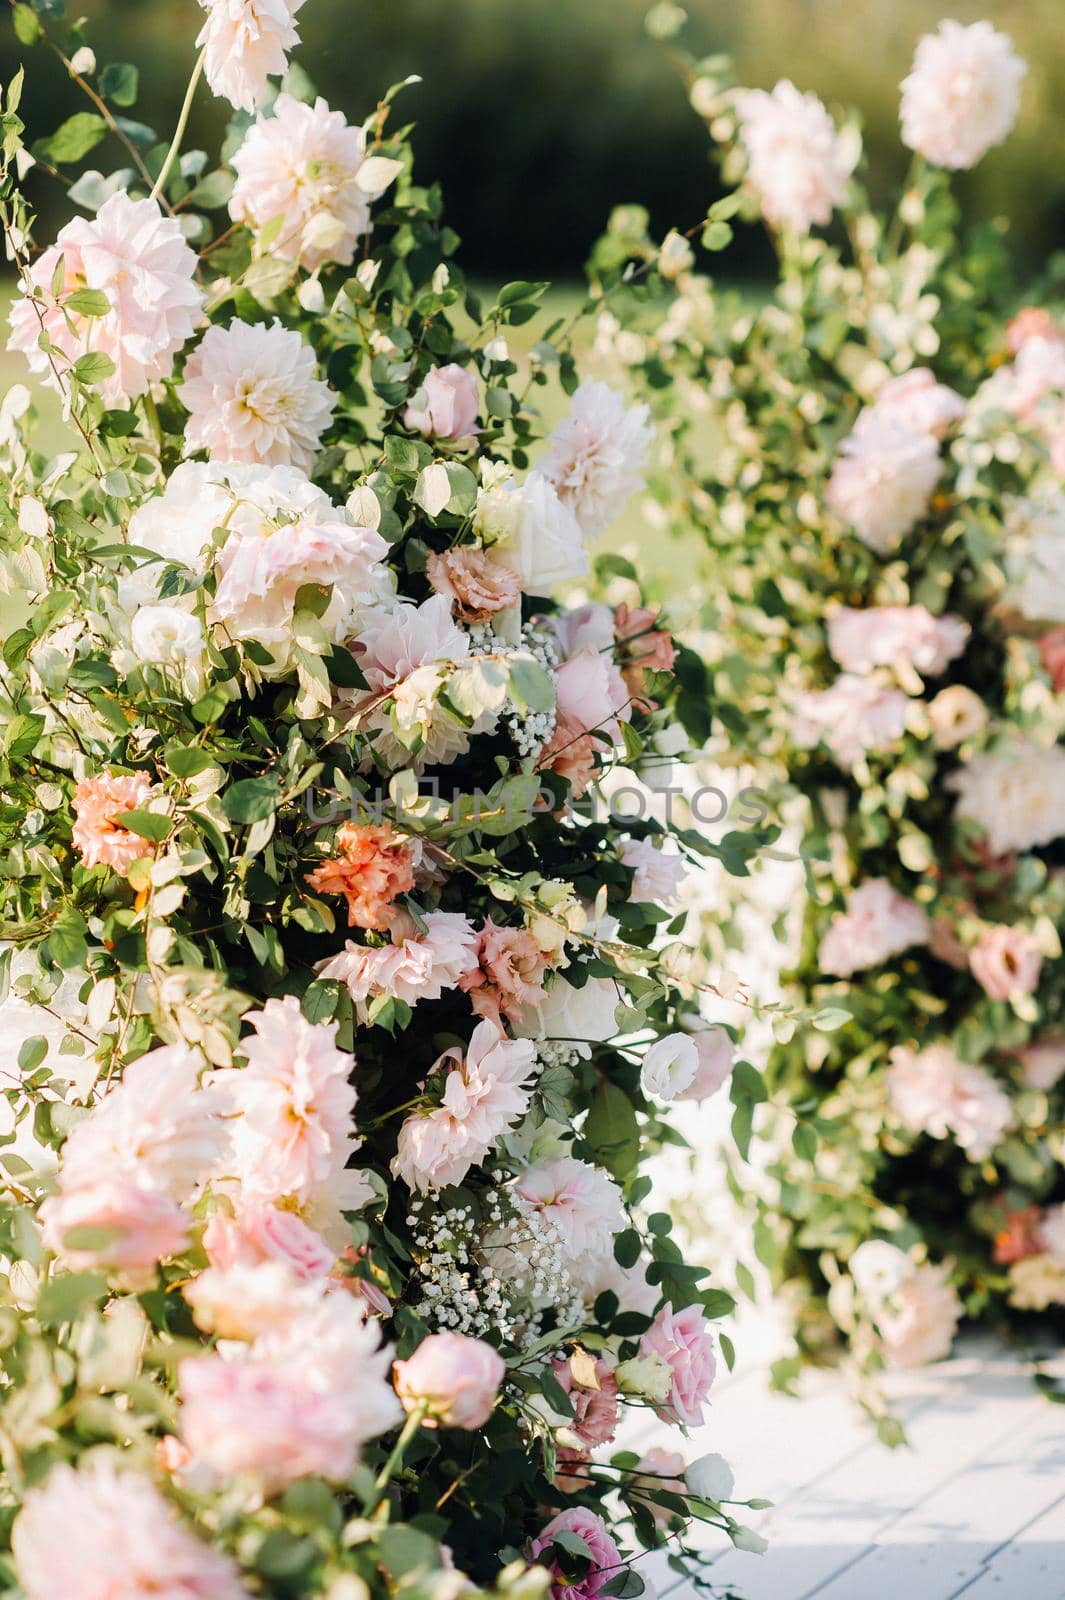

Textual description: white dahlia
[900,21,1025,171]
[197,0,305,113]
[535,381,654,539]
[181,320,334,470]
[735,80,854,236]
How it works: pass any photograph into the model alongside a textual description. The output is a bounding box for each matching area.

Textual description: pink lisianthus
[305,821,416,932]
[458,917,551,1027]
[8,193,203,406]
[827,604,969,678]
[676,1024,735,1102]
[818,879,930,978]
[426,546,523,623]
[393,1332,505,1428]
[550,1353,619,1447]
[11,1457,247,1600]
[404,364,479,439]
[530,1508,622,1600]
[71,772,155,875]
[969,923,1043,1001]
[197,0,305,112]
[39,1178,188,1292]
[317,909,479,1018]
[203,1204,336,1281]
[638,1302,716,1427]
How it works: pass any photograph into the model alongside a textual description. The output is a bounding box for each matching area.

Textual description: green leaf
[99,62,138,107]
[12,5,41,45]
[221,776,281,825]
[164,744,216,779]
[585,1082,639,1180]
[613,1227,641,1269]
[4,712,44,762]
[119,809,171,843]
[37,111,107,164]
[811,1007,852,1033]
[497,280,549,308]
[64,287,109,316]
[72,350,116,385]
[37,1271,108,1326]
[17,1036,47,1073]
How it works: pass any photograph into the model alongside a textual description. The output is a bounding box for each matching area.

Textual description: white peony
[181,320,335,471]
[197,0,305,113]
[230,94,372,270]
[1002,494,1065,624]
[900,21,1026,171]
[826,413,941,555]
[8,193,203,406]
[949,738,1065,856]
[535,381,654,539]
[735,80,854,236]
[476,472,588,593]
[887,1042,1013,1160]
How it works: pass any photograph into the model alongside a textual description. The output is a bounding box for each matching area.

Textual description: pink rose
[530,1508,621,1600]
[404,363,479,439]
[554,650,631,741]
[204,1204,336,1281]
[1039,628,1065,692]
[393,1331,505,1429]
[39,1178,187,1292]
[638,1301,716,1427]
[550,1353,619,1447]
[969,923,1043,1001]
[676,1024,735,1102]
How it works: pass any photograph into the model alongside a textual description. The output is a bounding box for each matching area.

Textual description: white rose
[477,473,587,593]
[130,604,204,666]
[640,1033,699,1101]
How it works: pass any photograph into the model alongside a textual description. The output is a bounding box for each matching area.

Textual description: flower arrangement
[595,12,1065,1424]
[0,0,774,1589]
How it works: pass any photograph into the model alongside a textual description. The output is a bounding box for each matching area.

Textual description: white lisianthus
[900,20,1026,171]
[181,320,335,471]
[848,1240,912,1306]
[640,1033,699,1101]
[230,95,373,271]
[686,1453,735,1503]
[196,0,305,113]
[735,80,855,236]
[130,604,204,667]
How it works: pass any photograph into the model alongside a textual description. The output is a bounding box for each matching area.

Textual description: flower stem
[369,1402,428,1515]
[150,49,206,205]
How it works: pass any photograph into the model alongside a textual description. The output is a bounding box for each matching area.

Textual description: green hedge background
[4,0,1064,278]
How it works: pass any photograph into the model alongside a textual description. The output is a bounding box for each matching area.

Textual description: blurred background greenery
[4,0,1064,282]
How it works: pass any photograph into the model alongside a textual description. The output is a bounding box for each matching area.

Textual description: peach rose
[306,820,416,931]
[71,772,155,875]
[427,546,522,622]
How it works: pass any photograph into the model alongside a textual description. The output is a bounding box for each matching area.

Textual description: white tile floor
[622,1337,1065,1600]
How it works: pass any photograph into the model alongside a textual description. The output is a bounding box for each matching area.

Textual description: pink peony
[969,923,1043,1001]
[900,21,1025,171]
[393,1332,505,1428]
[392,1022,535,1193]
[404,364,479,439]
[458,917,551,1027]
[877,1262,962,1369]
[513,1157,625,1264]
[638,1302,717,1427]
[427,546,523,622]
[791,675,909,769]
[826,413,940,554]
[71,772,155,875]
[12,1457,248,1600]
[536,381,654,539]
[551,1353,619,1447]
[8,193,203,406]
[230,94,370,269]
[530,1508,622,1600]
[620,837,687,903]
[203,1204,335,1280]
[818,879,930,978]
[197,0,304,112]
[306,821,416,932]
[39,1178,188,1291]
[181,320,334,471]
[887,1043,1013,1160]
[213,996,358,1208]
[870,370,965,441]
[676,1024,735,1102]
[735,80,854,236]
[317,909,479,1018]
[827,604,969,678]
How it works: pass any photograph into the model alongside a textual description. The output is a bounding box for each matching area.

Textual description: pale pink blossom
[317,909,479,1017]
[183,1261,322,1340]
[818,879,930,978]
[620,838,687,903]
[530,1508,621,1600]
[1018,1037,1065,1092]
[8,193,203,405]
[12,1456,248,1600]
[638,1302,716,1427]
[877,1261,962,1368]
[393,1332,505,1428]
[179,1291,399,1493]
[1004,336,1065,421]
[1039,1205,1065,1269]
[900,21,1025,171]
[71,772,154,875]
[1006,308,1063,355]
[928,685,989,750]
[513,1157,625,1263]
[39,1178,188,1291]
[735,80,854,235]
[969,923,1043,1001]
[458,918,551,1028]
[181,320,334,471]
[827,414,940,554]
[551,1353,619,1446]
[870,369,965,440]
[203,1204,336,1280]
[404,364,479,439]
[213,996,358,1207]
[1039,628,1065,692]
[554,649,632,742]
[197,0,305,113]
[536,381,654,539]
[827,605,969,678]
[792,675,909,768]
[427,546,523,622]
[676,1024,735,1102]
[392,1022,535,1192]
[949,739,1065,856]
[632,1448,687,1526]
[230,94,370,269]
[353,594,478,771]
[887,1042,1013,1160]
